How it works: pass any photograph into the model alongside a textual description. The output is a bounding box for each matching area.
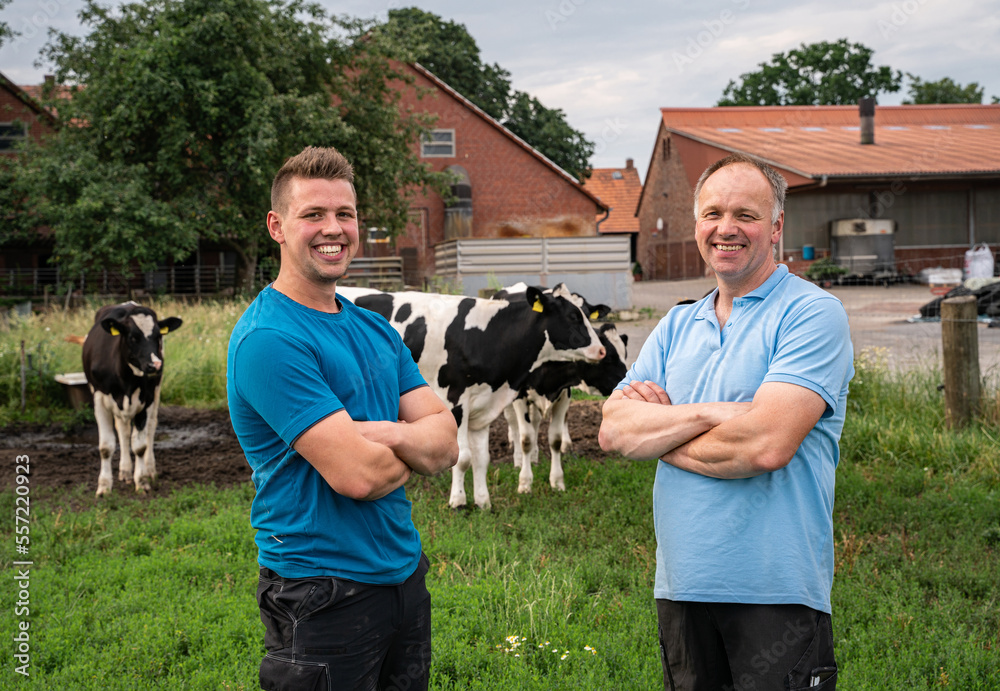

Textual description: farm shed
[394,63,605,285]
[636,103,1000,281]
[389,63,607,286]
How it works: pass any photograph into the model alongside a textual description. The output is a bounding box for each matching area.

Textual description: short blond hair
[271,146,356,213]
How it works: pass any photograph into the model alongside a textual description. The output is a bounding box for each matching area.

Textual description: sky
[2,0,999,180]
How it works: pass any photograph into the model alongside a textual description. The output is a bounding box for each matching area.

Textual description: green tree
[503,92,593,178]
[381,7,593,181]
[6,0,446,291]
[0,0,15,47]
[718,39,902,106]
[902,74,983,104]
[380,7,512,121]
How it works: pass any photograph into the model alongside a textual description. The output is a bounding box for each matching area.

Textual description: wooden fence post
[941,295,980,428]
[20,339,27,413]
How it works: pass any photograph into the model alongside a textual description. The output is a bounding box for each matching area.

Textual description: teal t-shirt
[620,265,854,613]
[227,286,428,583]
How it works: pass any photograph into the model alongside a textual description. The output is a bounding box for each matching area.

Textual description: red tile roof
[661,105,1000,183]
[585,162,642,233]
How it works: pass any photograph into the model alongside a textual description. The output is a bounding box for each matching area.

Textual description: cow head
[101,306,183,377]
[577,323,629,396]
[525,285,605,362]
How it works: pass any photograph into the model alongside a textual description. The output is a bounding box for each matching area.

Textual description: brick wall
[636,127,707,280]
[0,81,52,152]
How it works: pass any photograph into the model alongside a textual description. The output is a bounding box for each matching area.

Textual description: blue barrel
[802,245,815,260]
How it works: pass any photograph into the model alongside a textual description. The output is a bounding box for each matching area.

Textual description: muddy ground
[1,400,611,496]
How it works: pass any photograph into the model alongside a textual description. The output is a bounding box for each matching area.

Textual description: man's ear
[266,210,285,244]
[771,210,784,246]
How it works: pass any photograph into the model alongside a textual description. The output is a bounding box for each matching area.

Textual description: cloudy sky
[2,0,999,179]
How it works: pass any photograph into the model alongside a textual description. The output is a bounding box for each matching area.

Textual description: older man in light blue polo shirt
[600,152,854,691]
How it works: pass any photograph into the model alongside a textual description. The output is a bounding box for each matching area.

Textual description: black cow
[82,302,182,496]
[492,285,628,493]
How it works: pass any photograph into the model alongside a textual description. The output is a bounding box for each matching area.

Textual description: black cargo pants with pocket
[256,553,431,691]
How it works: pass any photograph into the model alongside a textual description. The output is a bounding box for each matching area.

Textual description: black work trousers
[256,554,431,691]
[657,600,837,691]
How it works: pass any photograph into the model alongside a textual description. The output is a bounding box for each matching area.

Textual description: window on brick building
[421,129,455,157]
[0,122,28,151]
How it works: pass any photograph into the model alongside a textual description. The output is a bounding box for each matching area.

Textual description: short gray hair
[692,152,787,224]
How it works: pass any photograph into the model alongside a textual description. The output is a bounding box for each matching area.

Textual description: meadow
[1,298,999,689]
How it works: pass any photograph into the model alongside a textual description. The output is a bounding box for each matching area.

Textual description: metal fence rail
[339,256,404,290]
[1,256,404,299]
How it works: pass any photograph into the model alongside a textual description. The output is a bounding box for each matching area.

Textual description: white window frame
[421,129,456,158]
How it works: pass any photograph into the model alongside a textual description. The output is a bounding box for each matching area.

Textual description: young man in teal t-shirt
[227,146,458,690]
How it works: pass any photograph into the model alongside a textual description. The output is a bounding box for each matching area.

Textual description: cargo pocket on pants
[787,611,837,690]
[260,654,331,691]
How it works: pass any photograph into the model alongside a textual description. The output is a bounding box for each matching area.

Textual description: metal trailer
[434,236,633,310]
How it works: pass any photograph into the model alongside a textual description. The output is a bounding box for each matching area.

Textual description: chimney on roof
[859,97,875,145]
[625,158,634,170]
[44,75,54,86]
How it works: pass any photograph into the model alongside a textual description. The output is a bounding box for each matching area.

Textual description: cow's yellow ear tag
[109,327,120,336]
[532,299,544,313]
[160,326,169,334]
[590,310,599,320]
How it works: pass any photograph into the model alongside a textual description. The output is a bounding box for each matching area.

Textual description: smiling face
[695,163,783,296]
[267,176,359,307]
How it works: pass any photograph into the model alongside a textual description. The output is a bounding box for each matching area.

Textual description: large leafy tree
[717,39,902,106]
[6,0,446,291]
[0,0,15,47]
[902,74,984,104]
[380,7,594,181]
[379,7,512,122]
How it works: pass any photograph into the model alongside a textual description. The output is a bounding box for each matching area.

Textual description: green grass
[1,308,998,689]
[0,464,663,690]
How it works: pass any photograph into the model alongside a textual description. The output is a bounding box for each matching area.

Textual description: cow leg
[448,421,472,509]
[130,414,151,492]
[503,404,524,470]
[516,400,541,494]
[93,396,117,497]
[133,388,160,491]
[113,414,133,485]
[468,425,492,510]
[547,390,572,491]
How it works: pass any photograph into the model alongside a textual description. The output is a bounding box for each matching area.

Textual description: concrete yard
[618,277,1000,377]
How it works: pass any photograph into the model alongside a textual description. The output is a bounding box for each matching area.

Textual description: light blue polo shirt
[620,265,854,613]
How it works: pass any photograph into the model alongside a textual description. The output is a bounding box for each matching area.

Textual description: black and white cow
[337,285,606,509]
[82,302,182,496]
[503,322,627,492]
[493,285,627,493]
